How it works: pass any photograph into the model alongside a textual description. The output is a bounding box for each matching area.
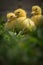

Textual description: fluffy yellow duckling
[14,8,36,34]
[31,5,43,26]
[4,12,16,31]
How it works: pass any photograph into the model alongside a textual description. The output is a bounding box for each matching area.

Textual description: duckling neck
[33,14,42,16]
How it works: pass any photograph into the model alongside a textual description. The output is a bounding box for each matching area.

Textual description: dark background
[0,0,43,17]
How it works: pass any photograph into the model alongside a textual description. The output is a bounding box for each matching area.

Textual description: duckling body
[4,12,16,31]
[31,5,43,27]
[31,15,42,26]
[14,8,36,34]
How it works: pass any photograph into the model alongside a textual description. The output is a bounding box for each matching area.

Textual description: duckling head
[31,5,42,15]
[6,12,16,22]
[14,8,27,18]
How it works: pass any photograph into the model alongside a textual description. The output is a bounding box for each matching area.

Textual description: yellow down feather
[14,8,36,33]
[4,12,16,31]
[31,5,43,26]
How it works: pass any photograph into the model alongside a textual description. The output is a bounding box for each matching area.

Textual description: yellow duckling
[31,5,43,26]
[14,8,36,34]
[4,12,16,31]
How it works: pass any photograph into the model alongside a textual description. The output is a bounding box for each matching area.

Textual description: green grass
[0,16,43,65]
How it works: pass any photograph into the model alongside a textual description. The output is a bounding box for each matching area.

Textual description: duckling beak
[31,11,35,15]
[14,15,17,18]
[7,19,10,22]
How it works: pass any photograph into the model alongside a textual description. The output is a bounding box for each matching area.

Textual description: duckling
[31,5,43,27]
[14,8,36,34]
[4,12,16,31]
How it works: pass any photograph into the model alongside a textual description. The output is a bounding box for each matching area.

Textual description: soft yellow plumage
[14,8,36,34]
[4,12,16,31]
[31,5,43,26]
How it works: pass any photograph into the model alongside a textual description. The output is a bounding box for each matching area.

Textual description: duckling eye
[10,16,13,18]
[17,12,20,13]
[35,8,37,10]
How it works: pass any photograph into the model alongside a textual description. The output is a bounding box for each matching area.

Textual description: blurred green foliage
[0,15,43,65]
